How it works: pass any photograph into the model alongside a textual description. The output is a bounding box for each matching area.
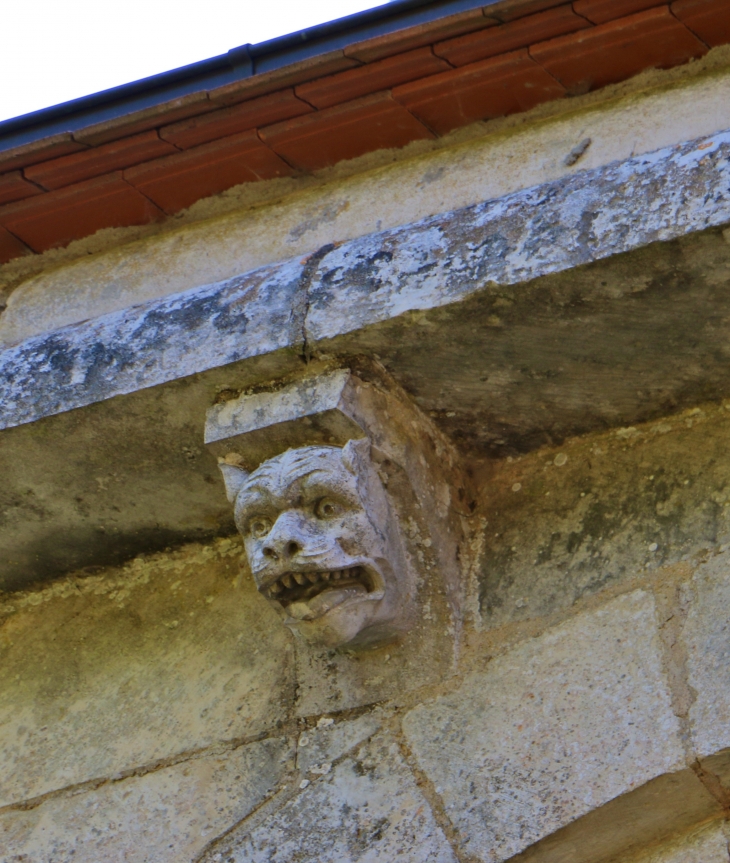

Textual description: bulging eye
[250,517,272,538]
[316,498,340,519]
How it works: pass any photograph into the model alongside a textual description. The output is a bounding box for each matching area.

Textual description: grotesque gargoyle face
[219,440,413,649]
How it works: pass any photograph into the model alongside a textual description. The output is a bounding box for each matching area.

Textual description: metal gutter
[0,0,497,155]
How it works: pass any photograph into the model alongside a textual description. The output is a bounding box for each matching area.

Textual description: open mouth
[261,565,374,608]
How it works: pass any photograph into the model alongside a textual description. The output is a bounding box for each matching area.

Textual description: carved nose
[262,539,302,561]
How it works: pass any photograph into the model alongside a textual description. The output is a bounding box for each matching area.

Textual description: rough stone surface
[0,258,304,431]
[475,403,730,628]
[0,539,294,807]
[305,129,730,342]
[0,738,291,863]
[403,591,685,863]
[683,548,730,758]
[295,709,384,775]
[3,129,730,434]
[203,731,457,863]
[204,368,366,466]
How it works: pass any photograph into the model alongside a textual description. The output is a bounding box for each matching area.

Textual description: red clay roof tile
[344,9,494,62]
[0,173,163,252]
[0,226,29,264]
[672,0,730,47]
[573,0,664,25]
[4,0,730,264]
[435,4,590,66]
[296,47,451,109]
[210,52,360,105]
[24,131,178,191]
[393,48,565,134]
[259,91,434,171]
[73,92,216,146]
[530,6,707,94]
[0,135,87,174]
[124,130,294,214]
[494,0,573,22]
[160,89,313,149]
[0,172,43,207]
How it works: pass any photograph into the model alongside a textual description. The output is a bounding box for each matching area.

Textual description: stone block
[295,709,384,775]
[403,592,685,863]
[393,49,565,135]
[258,93,434,172]
[202,731,457,863]
[682,549,730,758]
[476,406,730,629]
[0,539,294,806]
[24,131,177,191]
[124,132,294,215]
[0,172,163,252]
[434,6,589,67]
[530,7,706,94]
[204,368,365,467]
[0,737,291,863]
[295,47,450,109]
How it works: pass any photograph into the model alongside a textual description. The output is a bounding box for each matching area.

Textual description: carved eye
[316,498,340,519]
[250,517,272,538]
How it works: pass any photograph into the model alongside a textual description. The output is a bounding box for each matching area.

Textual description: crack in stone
[295,242,335,363]
[195,705,387,862]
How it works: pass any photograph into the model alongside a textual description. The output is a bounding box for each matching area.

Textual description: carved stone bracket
[204,366,467,650]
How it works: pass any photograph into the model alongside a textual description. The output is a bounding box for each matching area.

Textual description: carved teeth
[264,567,370,604]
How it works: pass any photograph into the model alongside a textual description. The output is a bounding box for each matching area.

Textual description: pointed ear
[218,462,250,503]
[342,437,370,475]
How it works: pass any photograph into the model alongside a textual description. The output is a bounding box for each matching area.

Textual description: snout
[258,510,334,565]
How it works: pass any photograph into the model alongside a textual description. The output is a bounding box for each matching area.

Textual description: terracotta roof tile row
[0,0,726,263]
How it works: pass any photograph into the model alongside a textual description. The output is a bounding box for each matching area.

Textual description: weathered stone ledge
[1,128,730,432]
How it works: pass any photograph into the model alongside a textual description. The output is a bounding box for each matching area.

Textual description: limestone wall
[4,35,730,863]
[3,402,730,862]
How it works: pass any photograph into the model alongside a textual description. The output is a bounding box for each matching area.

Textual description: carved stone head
[220,440,413,649]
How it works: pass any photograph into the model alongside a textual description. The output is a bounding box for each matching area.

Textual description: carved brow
[299,470,342,491]
[236,485,277,513]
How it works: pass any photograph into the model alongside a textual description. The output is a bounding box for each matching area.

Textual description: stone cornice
[1,127,729,432]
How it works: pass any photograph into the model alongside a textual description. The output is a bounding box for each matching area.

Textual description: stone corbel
[204,365,468,650]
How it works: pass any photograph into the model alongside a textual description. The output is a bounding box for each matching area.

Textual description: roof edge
[0,0,498,153]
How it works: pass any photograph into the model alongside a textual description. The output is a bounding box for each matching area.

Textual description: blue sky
[0,1,387,123]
